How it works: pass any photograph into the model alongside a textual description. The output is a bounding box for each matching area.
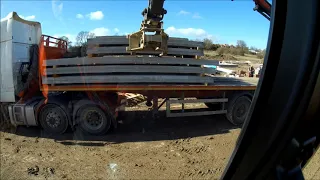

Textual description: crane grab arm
[126,0,169,55]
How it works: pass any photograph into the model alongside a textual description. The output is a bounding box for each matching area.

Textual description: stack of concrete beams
[42,36,220,86]
[86,36,204,58]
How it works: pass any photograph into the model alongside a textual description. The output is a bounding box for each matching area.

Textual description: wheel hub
[85,111,103,128]
[235,103,248,119]
[236,104,246,117]
[46,111,61,128]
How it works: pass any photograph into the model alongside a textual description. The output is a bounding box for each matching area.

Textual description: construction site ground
[1,102,319,180]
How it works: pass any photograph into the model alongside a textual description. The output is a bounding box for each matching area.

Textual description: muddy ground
[1,104,319,179]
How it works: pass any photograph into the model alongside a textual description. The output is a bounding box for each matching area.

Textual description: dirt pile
[0,113,240,179]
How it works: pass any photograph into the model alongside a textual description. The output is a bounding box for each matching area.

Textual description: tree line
[203,38,266,59]
[58,32,266,59]
[58,31,95,49]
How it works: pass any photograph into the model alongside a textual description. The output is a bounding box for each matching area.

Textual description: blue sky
[1,0,270,49]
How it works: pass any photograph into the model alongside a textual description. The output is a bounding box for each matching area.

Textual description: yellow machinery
[126,0,169,56]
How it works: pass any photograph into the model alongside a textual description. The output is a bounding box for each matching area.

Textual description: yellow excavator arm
[126,0,169,55]
[127,0,271,55]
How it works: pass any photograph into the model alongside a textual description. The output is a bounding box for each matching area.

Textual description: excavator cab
[126,0,169,55]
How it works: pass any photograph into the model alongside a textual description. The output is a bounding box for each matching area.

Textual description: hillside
[202,50,264,75]
[203,50,263,64]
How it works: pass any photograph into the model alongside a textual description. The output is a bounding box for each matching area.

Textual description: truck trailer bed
[41,77,258,93]
[40,36,259,97]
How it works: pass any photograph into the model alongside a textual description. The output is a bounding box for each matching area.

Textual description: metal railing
[41,35,68,51]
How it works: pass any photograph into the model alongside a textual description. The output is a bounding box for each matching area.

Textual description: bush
[210,44,220,51]
[216,47,230,55]
[230,48,238,55]
[216,47,224,55]
[256,49,266,59]
[256,52,264,59]
[213,43,261,57]
[239,48,246,56]
[229,48,245,56]
[244,47,250,54]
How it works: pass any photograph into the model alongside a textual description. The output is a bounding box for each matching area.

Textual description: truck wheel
[78,105,111,135]
[39,104,69,134]
[226,96,252,125]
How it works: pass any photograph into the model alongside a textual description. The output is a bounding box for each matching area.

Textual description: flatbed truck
[0,12,258,135]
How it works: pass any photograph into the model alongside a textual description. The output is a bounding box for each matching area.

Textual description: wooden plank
[87,36,204,48]
[44,65,217,75]
[86,47,204,56]
[43,56,220,67]
[168,98,228,104]
[166,110,227,117]
[42,75,215,84]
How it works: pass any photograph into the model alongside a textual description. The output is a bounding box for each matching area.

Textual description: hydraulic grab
[126,0,168,55]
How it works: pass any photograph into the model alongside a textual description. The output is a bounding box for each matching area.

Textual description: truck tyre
[39,104,69,134]
[226,96,252,126]
[77,105,111,135]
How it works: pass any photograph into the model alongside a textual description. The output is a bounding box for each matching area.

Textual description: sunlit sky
[1,0,270,49]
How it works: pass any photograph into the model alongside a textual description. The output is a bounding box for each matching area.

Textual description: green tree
[59,36,72,48]
[236,40,247,49]
[76,31,96,46]
[203,38,213,50]
[237,40,250,54]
